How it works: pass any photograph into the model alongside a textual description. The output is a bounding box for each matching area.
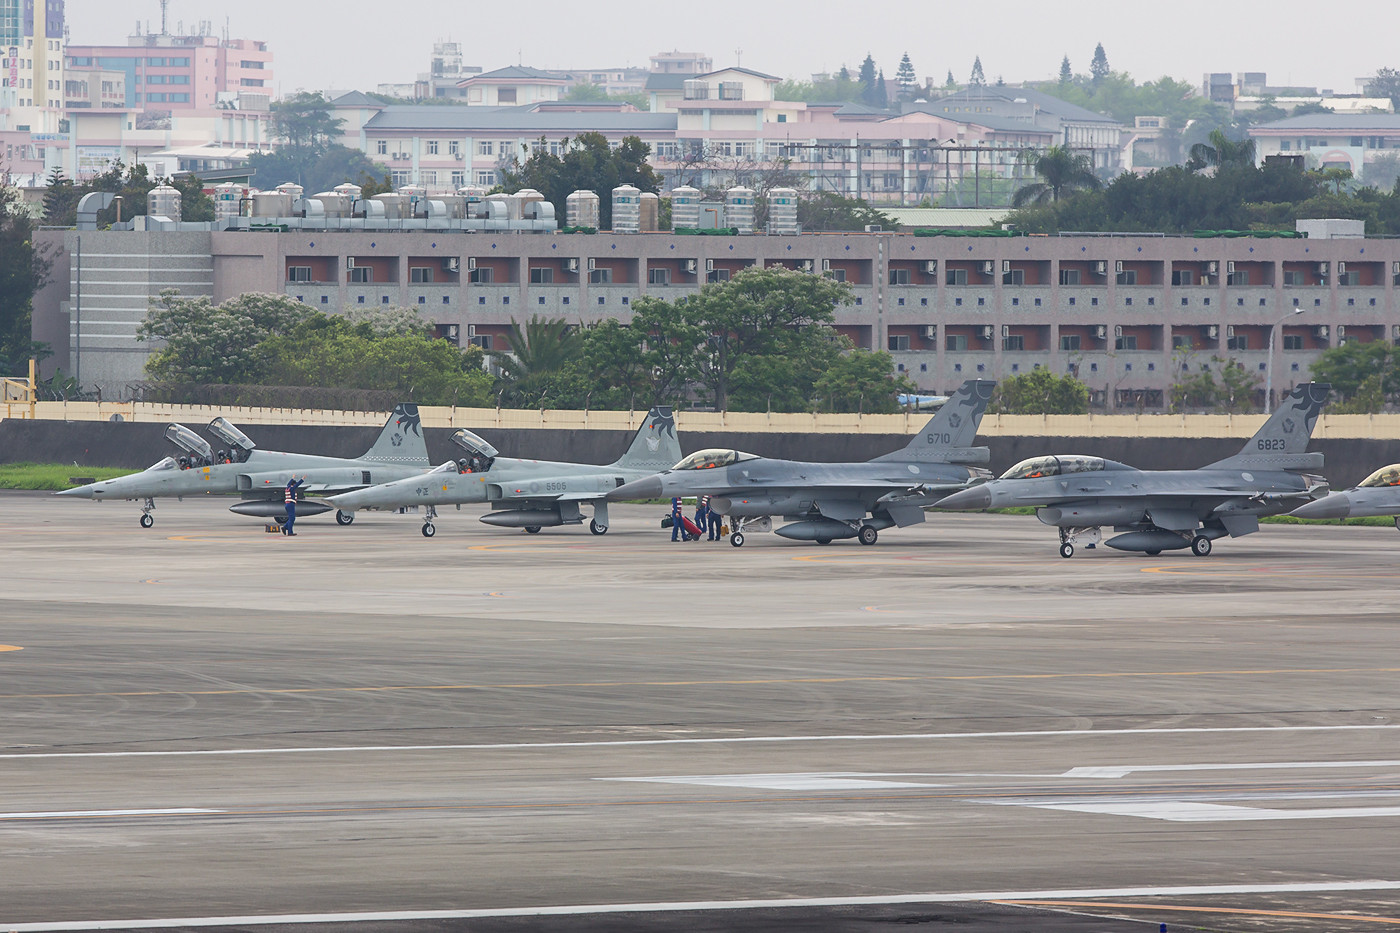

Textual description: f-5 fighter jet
[606,380,996,547]
[57,403,430,527]
[937,383,1331,557]
[326,407,682,537]
[1289,463,1400,524]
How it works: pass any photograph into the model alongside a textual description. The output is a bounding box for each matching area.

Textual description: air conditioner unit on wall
[1337,261,1347,274]
[445,257,460,272]
[924,260,938,275]
[1092,325,1107,340]
[1115,260,1124,274]
[979,261,994,275]
[346,257,355,270]
[684,259,697,273]
[587,258,597,272]
[1336,325,1346,338]
[466,324,477,339]
[466,257,477,271]
[1317,262,1330,275]
[1206,261,1218,275]
[1093,261,1107,276]
[1000,325,1010,338]
[1114,325,1124,338]
[1002,260,1012,273]
[1314,325,1329,338]
[1226,325,1236,338]
[1227,261,1236,274]
[821,259,830,272]
[922,325,937,339]
[708,259,718,272]
[978,325,994,340]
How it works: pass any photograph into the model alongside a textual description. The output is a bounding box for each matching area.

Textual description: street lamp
[1265,307,1304,413]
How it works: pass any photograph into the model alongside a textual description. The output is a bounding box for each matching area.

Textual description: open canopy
[671,449,760,471]
[1000,455,1105,480]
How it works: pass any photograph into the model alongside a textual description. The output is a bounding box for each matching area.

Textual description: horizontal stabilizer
[1205,383,1328,471]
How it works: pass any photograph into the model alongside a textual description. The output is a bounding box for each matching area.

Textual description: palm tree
[1012,146,1101,207]
[490,316,584,406]
[1186,128,1257,173]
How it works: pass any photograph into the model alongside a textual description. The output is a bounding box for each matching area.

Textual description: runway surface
[5,491,1400,931]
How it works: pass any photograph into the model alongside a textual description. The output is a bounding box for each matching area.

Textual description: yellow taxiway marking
[0,645,21,652]
[995,900,1400,924]
[3,666,1397,701]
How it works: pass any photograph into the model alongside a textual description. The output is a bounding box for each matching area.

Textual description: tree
[796,191,895,231]
[813,350,916,413]
[896,53,917,101]
[0,174,51,373]
[168,174,216,222]
[1187,128,1257,173]
[774,74,864,103]
[1090,43,1109,88]
[138,291,309,384]
[270,91,344,154]
[1366,67,1400,110]
[247,144,387,196]
[1011,146,1101,207]
[857,54,878,105]
[969,56,986,87]
[945,70,956,89]
[491,316,587,407]
[1168,355,1259,412]
[875,70,889,108]
[1059,56,1072,87]
[1309,340,1398,409]
[498,131,662,229]
[994,369,1089,414]
[42,169,80,225]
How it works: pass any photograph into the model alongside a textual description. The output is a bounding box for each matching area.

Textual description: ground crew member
[670,496,685,542]
[283,476,305,536]
[706,498,723,541]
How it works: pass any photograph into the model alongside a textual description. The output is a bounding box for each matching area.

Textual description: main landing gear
[336,510,355,526]
[857,524,879,546]
[139,498,155,528]
[589,518,608,535]
[1190,534,1212,557]
[421,505,438,538]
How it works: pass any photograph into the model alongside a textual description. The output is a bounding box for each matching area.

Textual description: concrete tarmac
[4,491,1400,931]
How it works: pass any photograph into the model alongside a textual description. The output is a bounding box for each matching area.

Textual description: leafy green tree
[1187,128,1257,172]
[499,131,661,229]
[1059,56,1072,86]
[994,369,1089,414]
[625,297,704,405]
[857,54,878,105]
[138,291,310,383]
[247,144,387,196]
[895,53,917,101]
[1012,145,1101,207]
[1365,67,1400,110]
[491,316,587,407]
[270,91,344,153]
[1090,43,1109,88]
[42,169,80,225]
[774,74,864,103]
[813,350,916,413]
[1309,340,1397,410]
[168,174,216,222]
[796,190,895,231]
[969,56,986,87]
[0,174,51,373]
[945,70,956,89]
[1168,355,1259,412]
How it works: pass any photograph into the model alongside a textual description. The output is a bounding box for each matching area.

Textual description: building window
[1116,270,1137,285]
[478,140,494,156]
[888,335,911,351]
[1059,269,1081,285]
[1227,335,1250,350]
[946,269,968,286]
[888,268,910,285]
[1059,334,1081,351]
[1283,270,1306,286]
[1002,269,1024,286]
[1227,270,1250,286]
[426,140,439,155]
[530,267,554,284]
[1002,335,1024,351]
[448,140,460,157]
[589,268,613,284]
[1115,335,1138,350]
[476,170,496,186]
[410,267,433,283]
[451,170,465,186]
[497,87,516,103]
[648,267,671,285]
[287,265,312,282]
[469,268,493,283]
[348,266,371,283]
[1171,269,1195,286]
[1283,335,1304,350]
[946,334,968,351]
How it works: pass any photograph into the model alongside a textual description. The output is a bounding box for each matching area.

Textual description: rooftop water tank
[566,189,600,228]
[725,186,755,234]
[768,187,799,235]
[211,182,244,221]
[612,184,641,233]
[670,185,701,230]
[147,184,182,221]
[639,191,659,232]
[251,190,292,217]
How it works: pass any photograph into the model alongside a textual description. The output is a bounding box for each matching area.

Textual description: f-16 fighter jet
[326,407,681,537]
[57,403,430,528]
[1290,462,1400,524]
[606,380,996,548]
[937,383,1331,558]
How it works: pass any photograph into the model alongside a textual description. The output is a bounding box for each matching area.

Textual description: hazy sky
[65,0,1397,98]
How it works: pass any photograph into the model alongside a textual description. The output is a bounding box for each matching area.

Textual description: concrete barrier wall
[2,418,1394,489]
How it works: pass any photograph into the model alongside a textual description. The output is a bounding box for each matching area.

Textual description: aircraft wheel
[421,522,436,538]
[525,526,542,535]
[730,532,745,548]
[858,524,879,546]
[1145,549,1161,556]
[336,510,354,526]
[815,537,832,546]
[139,513,154,529]
[1058,542,1073,559]
[589,519,607,535]
[1191,535,1212,557]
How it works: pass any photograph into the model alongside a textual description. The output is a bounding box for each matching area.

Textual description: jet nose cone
[55,485,94,498]
[609,475,662,501]
[326,491,366,510]
[938,484,992,511]
[1290,494,1349,520]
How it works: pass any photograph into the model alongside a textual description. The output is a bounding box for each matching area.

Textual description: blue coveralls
[283,477,305,535]
[670,497,684,541]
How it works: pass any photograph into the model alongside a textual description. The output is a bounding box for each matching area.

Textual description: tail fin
[360,403,431,466]
[611,407,682,472]
[1205,382,1329,471]
[875,379,995,464]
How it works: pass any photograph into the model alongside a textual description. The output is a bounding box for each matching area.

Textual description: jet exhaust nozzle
[478,510,565,528]
[228,500,334,519]
[774,519,859,541]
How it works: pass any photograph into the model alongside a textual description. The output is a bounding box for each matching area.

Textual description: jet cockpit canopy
[1000,455,1105,480]
[164,423,213,463]
[1358,464,1400,488]
[671,449,760,471]
[451,429,498,472]
[207,417,256,452]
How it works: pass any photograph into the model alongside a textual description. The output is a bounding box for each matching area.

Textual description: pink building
[66,31,272,111]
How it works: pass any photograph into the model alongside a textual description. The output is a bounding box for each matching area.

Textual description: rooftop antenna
[734,48,743,67]
[159,0,169,35]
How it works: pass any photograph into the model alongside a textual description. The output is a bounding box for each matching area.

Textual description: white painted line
[604,772,948,791]
[1065,759,1400,779]
[0,808,222,820]
[1006,800,1400,822]
[7,881,1400,930]
[4,723,1399,760]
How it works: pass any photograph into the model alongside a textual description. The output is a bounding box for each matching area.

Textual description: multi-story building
[0,0,66,134]
[1249,114,1400,181]
[34,218,1400,410]
[65,28,272,111]
[454,66,567,107]
[920,87,1126,172]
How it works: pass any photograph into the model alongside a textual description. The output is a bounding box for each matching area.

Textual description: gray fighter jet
[326,407,682,537]
[57,403,430,528]
[1290,463,1400,524]
[937,383,1331,558]
[606,380,996,547]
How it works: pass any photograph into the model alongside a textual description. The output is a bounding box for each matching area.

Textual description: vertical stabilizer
[360,403,430,465]
[1205,382,1329,470]
[611,407,683,472]
[875,379,995,463]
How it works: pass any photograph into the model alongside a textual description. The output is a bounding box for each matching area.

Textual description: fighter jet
[57,403,431,528]
[1289,463,1400,525]
[937,383,1331,558]
[606,379,996,547]
[326,407,682,537]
